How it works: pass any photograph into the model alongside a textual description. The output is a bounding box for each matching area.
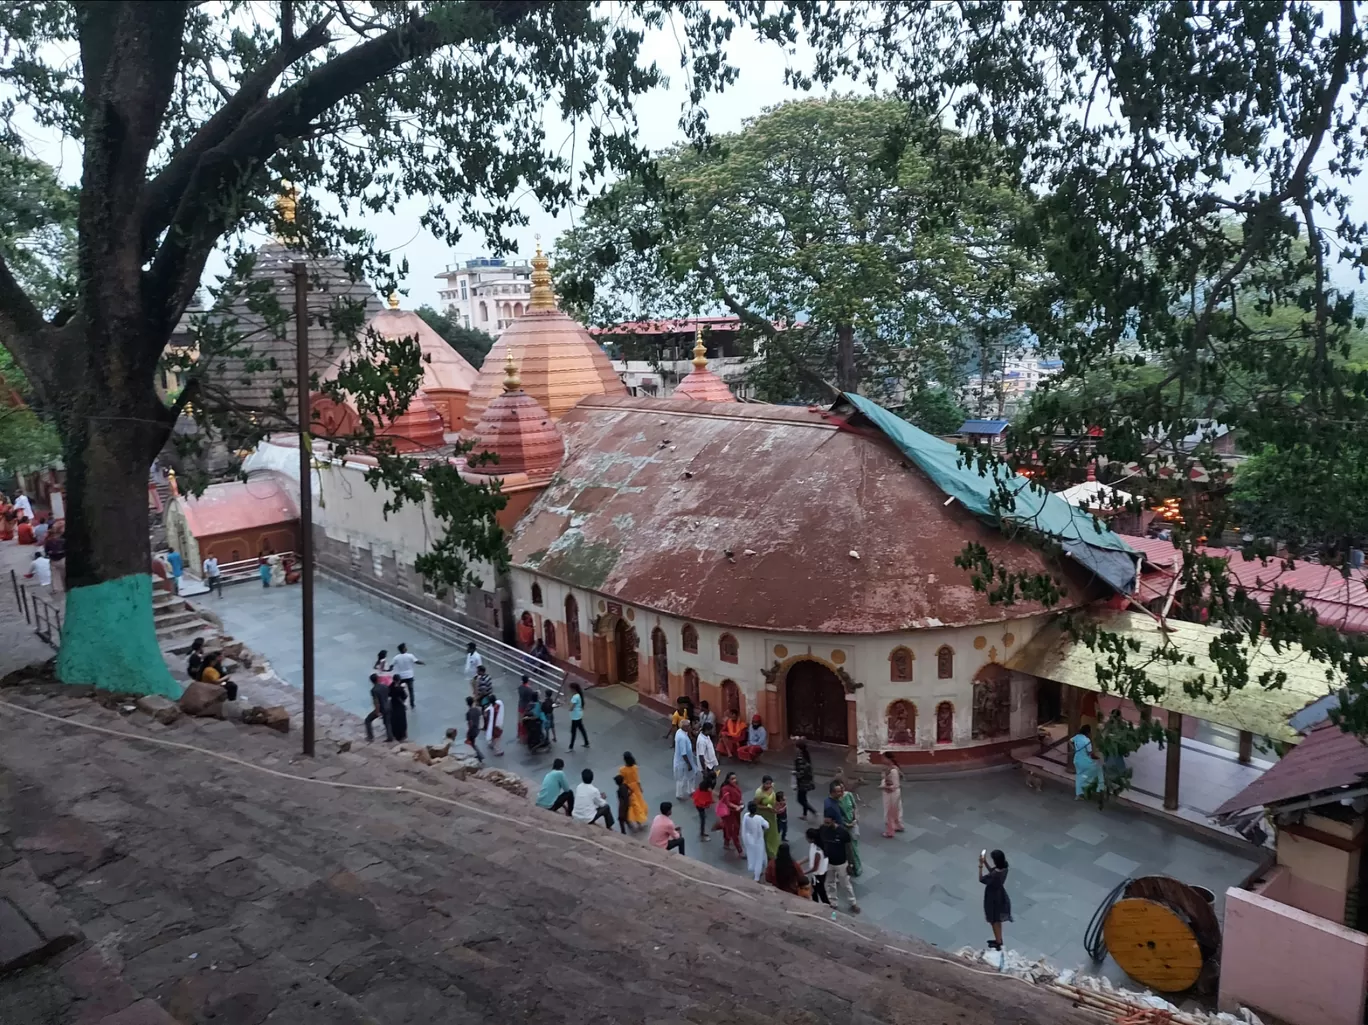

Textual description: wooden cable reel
[1101,876,1221,993]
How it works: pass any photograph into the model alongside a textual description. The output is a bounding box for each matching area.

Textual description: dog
[1024,771,1044,792]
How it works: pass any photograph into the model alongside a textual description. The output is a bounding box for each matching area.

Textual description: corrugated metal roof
[958,419,1010,434]
[509,396,1097,633]
[1216,721,1368,815]
[176,476,298,539]
[1202,548,1368,635]
[1006,610,1341,743]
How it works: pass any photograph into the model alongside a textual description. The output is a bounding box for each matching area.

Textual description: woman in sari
[754,775,781,859]
[618,751,649,831]
[0,496,12,542]
[718,710,746,759]
[835,773,862,877]
[1072,724,1103,799]
[716,771,745,856]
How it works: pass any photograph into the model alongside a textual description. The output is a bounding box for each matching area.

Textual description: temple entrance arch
[971,664,1012,739]
[785,659,848,745]
[614,619,639,685]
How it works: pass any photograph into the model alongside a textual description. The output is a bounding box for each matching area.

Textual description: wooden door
[785,660,848,745]
[615,620,639,684]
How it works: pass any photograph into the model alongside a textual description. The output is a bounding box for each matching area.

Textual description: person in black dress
[388,678,409,742]
[979,848,1011,950]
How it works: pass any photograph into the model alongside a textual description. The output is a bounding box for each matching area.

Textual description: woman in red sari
[716,771,744,856]
[718,710,746,759]
[0,497,11,542]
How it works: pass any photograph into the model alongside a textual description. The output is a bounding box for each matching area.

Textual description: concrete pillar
[1165,710,1183,811]
[1238,729,1253,765]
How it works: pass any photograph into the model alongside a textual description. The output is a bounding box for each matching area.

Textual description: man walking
[364,673,392,742]
[672,719,697,799]
[202,554,222,597]
[465,641,483,678]
[880,751,905,838]
[464,696,485,762]
[819,813,860,913]
[696,722,718,780]
[388,643,423,709]
[741,800,769,882]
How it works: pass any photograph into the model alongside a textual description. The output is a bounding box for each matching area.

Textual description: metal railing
[32,593,61,648]
[318,568,566,696]
[11,569,30,625]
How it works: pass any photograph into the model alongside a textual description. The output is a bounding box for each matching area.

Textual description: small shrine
[671,327,736,403]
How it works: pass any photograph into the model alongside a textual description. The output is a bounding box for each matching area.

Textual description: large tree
[0,1,783,695]
[555,95,1036,402]
[790,3,1368,740]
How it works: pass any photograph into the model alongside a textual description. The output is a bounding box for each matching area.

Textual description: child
[775,790,789,842]
[614,774,631,835]
[541,689,558,743]
[691,773,715,841]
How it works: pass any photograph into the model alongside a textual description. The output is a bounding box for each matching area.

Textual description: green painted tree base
[56,574,181,698]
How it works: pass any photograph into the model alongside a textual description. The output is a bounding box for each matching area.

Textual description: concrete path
[209,577,1265,979]
[0,684,1095,1025]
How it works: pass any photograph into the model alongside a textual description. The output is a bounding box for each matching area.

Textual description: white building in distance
[435,257,532,336]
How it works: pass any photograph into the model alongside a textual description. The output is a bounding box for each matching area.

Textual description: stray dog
[1024,771,1044,792]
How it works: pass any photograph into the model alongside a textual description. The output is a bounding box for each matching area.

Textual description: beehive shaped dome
[378,390,447,453]
[467,355,563,479]
[671,329,736,403]
[462,245,625,429]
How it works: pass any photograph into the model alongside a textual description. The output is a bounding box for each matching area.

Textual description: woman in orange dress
[718,710,746,759]
[618,751,649,831]
[0,497,11,541]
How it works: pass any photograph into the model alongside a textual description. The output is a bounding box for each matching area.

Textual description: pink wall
[1221,883,1368,1025]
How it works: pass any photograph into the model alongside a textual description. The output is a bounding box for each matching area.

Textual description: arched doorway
[683,668,700,705]
[614,619,639,685]
[651,627,669,695]
[785,660,848,745]
[972,664,1012,740]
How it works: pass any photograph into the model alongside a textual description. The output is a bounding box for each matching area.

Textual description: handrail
[32,593,61,649]
[318,568,566,696]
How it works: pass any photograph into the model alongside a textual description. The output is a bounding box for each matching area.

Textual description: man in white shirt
[202,555,222,598]
[672,720,697,799]
[696,723,718,778]
[12,490,33,521]
[465,642,483,677]
[571,768,614,828]
[25,551,51,588]
[387,642,424,709]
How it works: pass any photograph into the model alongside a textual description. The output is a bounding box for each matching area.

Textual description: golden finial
[529,235,556,311]
[503,351,521,392]
[387,291,400,309]
[691,323,708,371]
[274,179,299,244]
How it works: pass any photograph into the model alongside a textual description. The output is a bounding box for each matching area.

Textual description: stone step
[152,609,201,630]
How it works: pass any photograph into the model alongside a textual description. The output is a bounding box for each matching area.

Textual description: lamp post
[293,261,316,757]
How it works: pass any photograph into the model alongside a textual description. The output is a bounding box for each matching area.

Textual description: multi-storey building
[434,257,532,335]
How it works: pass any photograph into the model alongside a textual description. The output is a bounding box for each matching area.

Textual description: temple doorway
[971,664,1012,740]
[785,660,848,745]
[614,619,639,685]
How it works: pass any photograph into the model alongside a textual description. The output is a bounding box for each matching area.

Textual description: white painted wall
[513,566,1049,757]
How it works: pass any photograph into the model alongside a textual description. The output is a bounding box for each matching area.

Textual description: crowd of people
[3,490,67,591]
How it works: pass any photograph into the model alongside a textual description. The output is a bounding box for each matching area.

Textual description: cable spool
[1100,875,1221,993]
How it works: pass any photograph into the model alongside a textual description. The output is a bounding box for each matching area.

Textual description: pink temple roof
[177,477,298,539]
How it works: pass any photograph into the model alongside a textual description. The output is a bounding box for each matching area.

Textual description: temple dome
[462,244,625,428]
[367,302,479,393]
[467,355,563,479]
[378,390,447,453]
[671,329,736,403]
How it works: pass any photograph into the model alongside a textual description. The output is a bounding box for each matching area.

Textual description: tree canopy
[415,305,495,369]
[556,95,1036,402]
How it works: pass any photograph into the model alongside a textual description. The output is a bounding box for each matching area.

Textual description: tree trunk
[53,349,179,698]
[835,322,857,392]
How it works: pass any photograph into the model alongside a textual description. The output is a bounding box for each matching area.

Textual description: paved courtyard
[210,578,1264,979]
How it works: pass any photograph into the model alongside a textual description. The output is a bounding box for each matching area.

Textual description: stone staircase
[0,684,1090,1025]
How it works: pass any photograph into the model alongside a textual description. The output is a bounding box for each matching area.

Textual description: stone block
[134,695,182,726]
[240,706,289,733]
[0,859,82,954]
[177,681,226,719]
[0,897,47,972]
[95,997,180,1025]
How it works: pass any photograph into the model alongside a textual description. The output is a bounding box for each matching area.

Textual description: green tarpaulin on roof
[840,393,1138,593]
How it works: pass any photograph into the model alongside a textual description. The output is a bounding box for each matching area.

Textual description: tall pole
[293,262,316,757]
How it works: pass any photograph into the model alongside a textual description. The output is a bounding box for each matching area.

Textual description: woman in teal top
[1073,724,1102,798]
[568,682,589,750]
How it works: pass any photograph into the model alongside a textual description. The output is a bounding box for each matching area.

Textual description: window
[684,668,700,704]
[544,621,557,652]
[889,646,913,682]
[718,633,739,664]
[721,679,741,717]
[565,595,581,659]
[531,582,543,606]
[460,280,468,300]
[935,701,954,744]
[478,300,488,322]
[937,645,954,679]
[682,624,698,654]
[886,700,916,745]
[462,315,470,329]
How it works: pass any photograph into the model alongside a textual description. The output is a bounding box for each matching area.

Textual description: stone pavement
[210,578,1265,982]
[0,683,1094,1025]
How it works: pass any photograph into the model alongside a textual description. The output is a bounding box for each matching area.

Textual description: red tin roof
[509,396,1097,633]
[177,476,298,539]
[1216,720,1368,815]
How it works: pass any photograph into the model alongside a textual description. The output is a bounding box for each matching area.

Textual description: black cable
[1084,877,1132,962]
